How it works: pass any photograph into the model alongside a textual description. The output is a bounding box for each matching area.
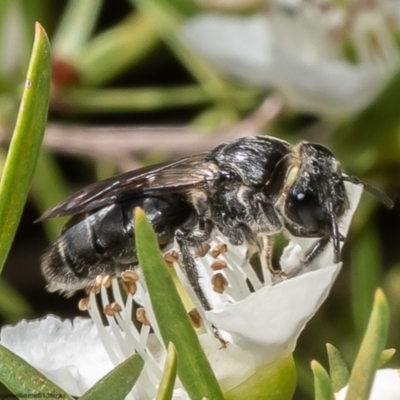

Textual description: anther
[212,273,228,294]
[211,243,228,258]
[86,280,101,295]
[122,280,137,295]
[136,307,151,326]
[78,296,90,311]
[164,251,179,266]
[195,243,211,257]
[103,302,122,316]
[211,260,227,270]
[188,308,202,328]
[121,270,139,283]
[101,275,112,288]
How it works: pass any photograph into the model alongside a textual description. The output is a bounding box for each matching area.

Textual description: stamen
[122,281,137,295]
[195,243,211,257]
[211,260,227,270]
[101,275,112,289]
[188,308,202,328]
[121,270,139,283]
[137,307,151,326]
[212,273,228,294]
[78,296,90,311]
[164,251,179,266]
[88,293,122,365]
[103,302,122,316]
[210,243,228,258]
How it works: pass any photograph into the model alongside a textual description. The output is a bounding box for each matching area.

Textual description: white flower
[1,183,362,398]
[335,369,400,400]
[181,1,400,115]
[0,316,113,397]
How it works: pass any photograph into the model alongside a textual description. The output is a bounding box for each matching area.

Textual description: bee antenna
[343,175,394,209]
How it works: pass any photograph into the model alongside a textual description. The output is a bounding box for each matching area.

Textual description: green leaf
[351,225,383,338]
[134,208,224,400]
[133,0,238,119]
[311,360,334,400]
[326,343,349,393]
[345,289,390,400]
[61,85,210,114]
[52,0,103,60]
[80,353,144,400]
[0,22,51,275]
[379,348,396,367]
[78,13,159,87]
[0,344,73,398]
[156,342,178,400]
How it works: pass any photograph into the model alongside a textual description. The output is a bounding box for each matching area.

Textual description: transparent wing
[38,153,212,220]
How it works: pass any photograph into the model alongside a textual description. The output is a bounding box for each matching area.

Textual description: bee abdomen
[41,204,137,295]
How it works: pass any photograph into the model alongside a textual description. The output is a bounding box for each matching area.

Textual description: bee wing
[38,153,211,220]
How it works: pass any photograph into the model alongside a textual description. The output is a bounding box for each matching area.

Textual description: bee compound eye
[286,190,323,232]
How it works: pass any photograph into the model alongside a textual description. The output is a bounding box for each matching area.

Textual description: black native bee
[39,136,393,309]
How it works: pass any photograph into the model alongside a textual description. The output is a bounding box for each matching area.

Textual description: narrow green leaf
[0,344,73,399]
[0,23,50,275]
[326,344,349,393]
[78,13,159,87]
[311,360,334,400]
[80,353,144,400]
[379,348,396,367]
[351,225,382,338]
[133,0,238,118]
[52,0,103,60]
[61,85,210,114]
[345,289,390,400]
[134,208,224,400]
[156,342,178,400]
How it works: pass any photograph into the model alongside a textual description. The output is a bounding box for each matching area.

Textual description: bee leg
[287,235,331,278]
[175,228,227,347]
[303,235,331,266]
[175,230,212,311]
[260,235,281,277]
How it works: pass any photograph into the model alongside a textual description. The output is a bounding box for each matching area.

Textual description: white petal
[1,316,114,397]
[335,369,400,400]
[181,14,275,86]
[199,333,256,390]
[181,14,386,115]
[205,264,340,366]
[270,49,383,114]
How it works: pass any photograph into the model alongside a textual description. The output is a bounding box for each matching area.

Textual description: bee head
[283,142,348,262]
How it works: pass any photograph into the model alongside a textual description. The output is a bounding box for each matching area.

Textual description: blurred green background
[0,1,399,398]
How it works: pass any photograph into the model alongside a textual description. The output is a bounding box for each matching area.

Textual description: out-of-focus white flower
[181,1,400,115]
[335,369,400,400]
[1,183,362,399]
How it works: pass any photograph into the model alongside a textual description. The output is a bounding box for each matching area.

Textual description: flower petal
[181,13,385,115]
[181,14,275,86]
[205,264,340,366]
[0,316,113,396]
[335,369,400,400]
